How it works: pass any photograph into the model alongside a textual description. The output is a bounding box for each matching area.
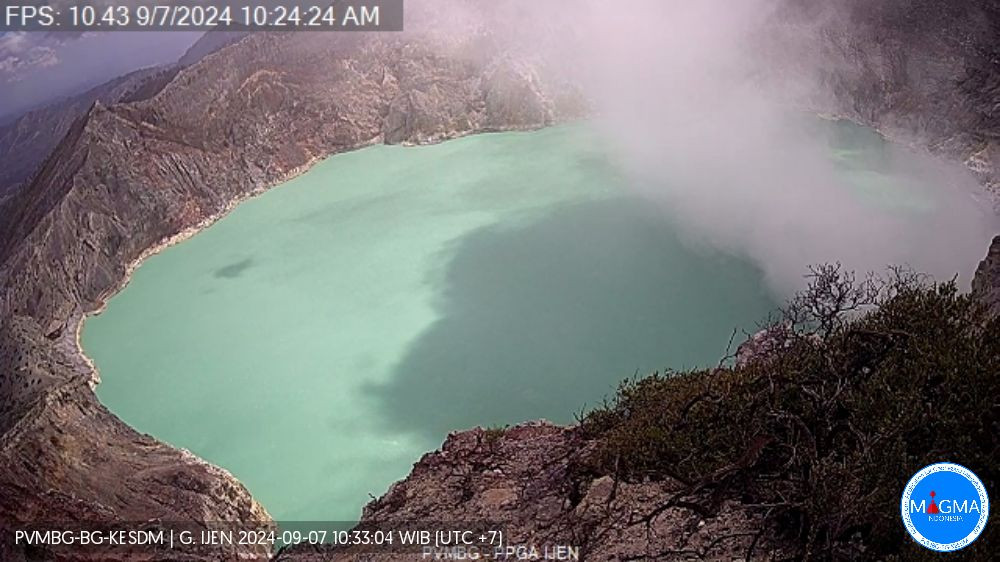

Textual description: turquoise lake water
[82,121,989,522]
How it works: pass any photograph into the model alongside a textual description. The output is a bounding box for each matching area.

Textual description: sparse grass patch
[482,424,510,447]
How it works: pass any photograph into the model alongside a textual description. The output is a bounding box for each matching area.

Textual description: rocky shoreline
[71,134,380,388]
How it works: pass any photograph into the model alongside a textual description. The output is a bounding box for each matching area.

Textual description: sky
[0,30,200,119]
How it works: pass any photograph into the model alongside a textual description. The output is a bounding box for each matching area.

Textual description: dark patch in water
[364,198,775,440]
[213,257,254,279]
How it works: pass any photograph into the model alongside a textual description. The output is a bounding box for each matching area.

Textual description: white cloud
[0,32,62,83]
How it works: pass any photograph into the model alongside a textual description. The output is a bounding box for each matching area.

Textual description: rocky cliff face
[770,0,1000,197]
[0,67,159,203]
[279,422,793,562]
[0,31,250,205]
[973,236,1000,314]
[0,29,566,561]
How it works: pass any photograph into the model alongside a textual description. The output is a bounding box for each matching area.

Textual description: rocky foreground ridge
[0,1,998,560]
[279,421,796,562]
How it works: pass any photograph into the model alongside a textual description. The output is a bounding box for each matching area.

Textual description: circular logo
[901,463,989,552]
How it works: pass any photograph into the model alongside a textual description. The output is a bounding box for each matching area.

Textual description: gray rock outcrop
[279,422,791,561]
[973,235,1000,314]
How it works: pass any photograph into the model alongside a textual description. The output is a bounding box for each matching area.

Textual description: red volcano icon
[928,491,940,514]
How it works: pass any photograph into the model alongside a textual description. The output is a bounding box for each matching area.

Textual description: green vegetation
[483,425,510,447]
[581,266,999,560]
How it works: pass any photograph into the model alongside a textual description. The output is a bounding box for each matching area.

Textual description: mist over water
[419,0,998,293]
[597,107,996,294]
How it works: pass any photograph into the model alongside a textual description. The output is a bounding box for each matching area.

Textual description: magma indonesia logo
[901,463,989,552]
